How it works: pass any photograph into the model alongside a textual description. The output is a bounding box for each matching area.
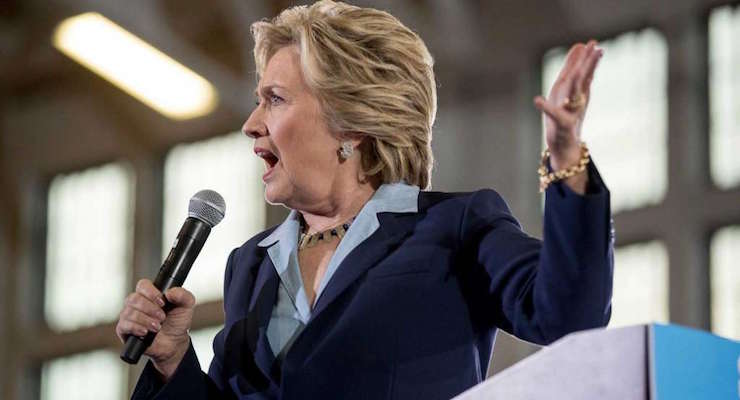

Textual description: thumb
[164,287,196,309]
[534,96,566,122]
[533,96,579,131]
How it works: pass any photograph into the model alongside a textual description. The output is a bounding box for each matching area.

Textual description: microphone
[120,189,226,364]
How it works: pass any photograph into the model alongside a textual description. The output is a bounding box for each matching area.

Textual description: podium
[454,324,740,400]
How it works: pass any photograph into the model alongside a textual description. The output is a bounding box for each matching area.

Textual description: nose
[242,106,266,139]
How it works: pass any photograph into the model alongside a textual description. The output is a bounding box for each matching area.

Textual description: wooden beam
[22,300,225,362]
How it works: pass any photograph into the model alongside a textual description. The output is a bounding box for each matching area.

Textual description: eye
[269,94,284,105]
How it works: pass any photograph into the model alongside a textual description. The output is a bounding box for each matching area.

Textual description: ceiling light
[53,12,218,120]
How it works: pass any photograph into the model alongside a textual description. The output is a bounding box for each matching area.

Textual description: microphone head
[188,190,226,227]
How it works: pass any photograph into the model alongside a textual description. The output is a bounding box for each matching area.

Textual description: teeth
[255,149,278,168]
[256,150,276,159]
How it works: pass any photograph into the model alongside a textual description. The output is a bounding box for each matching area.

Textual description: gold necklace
[298,218,353,250]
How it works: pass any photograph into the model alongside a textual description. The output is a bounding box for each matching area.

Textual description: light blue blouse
[256,182,420,358]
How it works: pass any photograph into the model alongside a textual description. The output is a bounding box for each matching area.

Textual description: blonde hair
[251,0,436,189]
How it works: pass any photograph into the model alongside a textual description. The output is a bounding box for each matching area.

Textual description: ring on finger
[563,92,587,112]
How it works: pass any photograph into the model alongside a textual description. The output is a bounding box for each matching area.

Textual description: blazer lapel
[223,255,279,395]
[310,211,421,320]
[247,257,279,380]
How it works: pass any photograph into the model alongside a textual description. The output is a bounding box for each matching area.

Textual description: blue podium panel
[455,324,739,400]
[650,324,740,400]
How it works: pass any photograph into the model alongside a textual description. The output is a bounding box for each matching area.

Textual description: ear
[338,131,364,148]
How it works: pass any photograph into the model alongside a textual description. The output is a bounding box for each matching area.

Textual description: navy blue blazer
[133,165,613,400]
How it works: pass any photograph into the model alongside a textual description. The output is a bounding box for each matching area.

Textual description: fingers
[116,279,166,343]
[555,41,601,89]
[116,304,164,342]
[577,45,604,97]
[570,41,602,96]
[124,292,166,319]
[116,283,168,343]
[534,96,577,128]
[545,39,604,108]
[567,41,594,93]
[136,279,166,307]
[164,287,196,309]
[116,318,150,341]
[115,280,196,344]
[117,307,163,336]
[555,43,587,86]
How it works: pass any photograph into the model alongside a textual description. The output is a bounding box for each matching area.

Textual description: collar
[256,182,419,249]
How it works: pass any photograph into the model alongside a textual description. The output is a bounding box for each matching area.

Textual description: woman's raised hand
[115,279,196,380]
[534,40,603,192]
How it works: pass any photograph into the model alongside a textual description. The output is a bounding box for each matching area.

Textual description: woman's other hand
[115,279,196,381]
[534,40,604,194]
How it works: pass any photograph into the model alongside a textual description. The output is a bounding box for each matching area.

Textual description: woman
[117,1,613,399]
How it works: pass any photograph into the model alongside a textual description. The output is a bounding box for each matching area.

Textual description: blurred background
[1,0,739,398]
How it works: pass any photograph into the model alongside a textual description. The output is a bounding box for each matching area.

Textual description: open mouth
[254,147,279,170]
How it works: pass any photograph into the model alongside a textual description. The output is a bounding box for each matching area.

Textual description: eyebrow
[254,84,285,99]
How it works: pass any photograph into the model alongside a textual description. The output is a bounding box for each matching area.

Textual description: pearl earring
[339,141,354,159]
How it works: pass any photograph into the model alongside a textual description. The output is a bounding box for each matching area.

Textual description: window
[709,5,740,189]
[163,131,266,303]
[710,226,740,340]
[41,350,125,400]
[191,326,222,372]
[45,162,134,331]
[609,241,669,328]
[542,29,668,212]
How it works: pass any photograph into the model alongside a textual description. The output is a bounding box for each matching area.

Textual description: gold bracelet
[538,142,590,192]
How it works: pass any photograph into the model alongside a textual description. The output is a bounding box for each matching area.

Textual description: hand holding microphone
[116,279,195,378]
[115,190,225,378]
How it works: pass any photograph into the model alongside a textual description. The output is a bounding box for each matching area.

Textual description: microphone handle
[120,218,211,364]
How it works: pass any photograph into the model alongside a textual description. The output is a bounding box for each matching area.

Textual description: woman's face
[243,46,344,208]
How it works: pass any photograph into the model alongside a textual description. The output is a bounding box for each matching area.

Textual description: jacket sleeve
[130,249,240,399]
[460,161,614,345]
[131,340,227,399]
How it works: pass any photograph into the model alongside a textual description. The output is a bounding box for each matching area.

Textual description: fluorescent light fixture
[53,12,218,120]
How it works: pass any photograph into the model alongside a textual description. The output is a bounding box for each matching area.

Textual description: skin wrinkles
[114,6,604,382]
[243,46,375,234]
[243,45,377,306]
[535,40,604,194]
